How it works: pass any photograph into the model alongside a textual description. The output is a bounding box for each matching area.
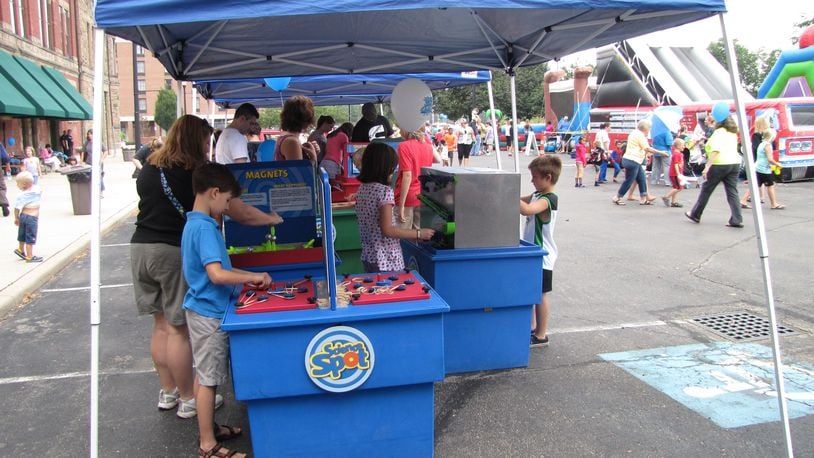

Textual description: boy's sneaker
[530,335,549,347]
[26,256,44,263]
[13,249,26,260]
[176,394,224,419]
[158,388,179,410]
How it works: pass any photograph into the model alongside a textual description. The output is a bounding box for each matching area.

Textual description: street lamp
[181,82,188,114]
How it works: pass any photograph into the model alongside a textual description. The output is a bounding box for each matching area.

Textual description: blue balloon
[264,77,291,92]
[712,102,730,123]
[7,137,14,146]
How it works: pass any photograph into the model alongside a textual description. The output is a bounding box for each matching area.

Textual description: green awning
[0,70,36,116]
[42,67,92,119]
[14,56,86,119]
[0,49,91,120]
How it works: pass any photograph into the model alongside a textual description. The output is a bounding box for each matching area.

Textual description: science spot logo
[305,326,375,393]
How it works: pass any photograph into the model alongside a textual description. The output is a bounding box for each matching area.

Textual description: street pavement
[0,150,812,456]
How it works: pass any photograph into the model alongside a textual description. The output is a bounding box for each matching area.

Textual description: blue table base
[246,384,434,457]
[442,305,532,373]
[402,240,545,375]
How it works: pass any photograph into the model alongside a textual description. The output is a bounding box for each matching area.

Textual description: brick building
[0,0,118,157]
[116,39,233,145]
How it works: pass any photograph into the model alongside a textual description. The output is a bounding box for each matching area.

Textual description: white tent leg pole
[90,27,105,458]
[719,12,793,458]
[487,79,501,170]
[510,74,519,173]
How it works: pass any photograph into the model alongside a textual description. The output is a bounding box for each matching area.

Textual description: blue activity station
[402,166,546,374]
[221,161,450,457]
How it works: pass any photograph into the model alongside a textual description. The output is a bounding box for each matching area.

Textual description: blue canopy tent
[96,0,727,172]
[195,71,492,108]
[90,1,793,457]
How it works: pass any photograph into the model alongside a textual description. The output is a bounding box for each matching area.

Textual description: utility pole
[132,43,142,149]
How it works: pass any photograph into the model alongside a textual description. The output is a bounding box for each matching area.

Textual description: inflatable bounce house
[758,25,814,98]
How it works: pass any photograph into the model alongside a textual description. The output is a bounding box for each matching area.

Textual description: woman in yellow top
[685,103,743,227]
[612,120,660,205]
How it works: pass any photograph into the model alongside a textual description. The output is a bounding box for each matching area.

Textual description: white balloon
[390,78,433,133]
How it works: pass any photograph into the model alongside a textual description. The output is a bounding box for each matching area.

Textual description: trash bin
[122,147,135,162]
[59,165,92,215]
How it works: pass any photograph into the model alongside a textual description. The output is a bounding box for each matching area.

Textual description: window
[86,22,92,63]
[37,0,53,48]
[165,78,173,89]
[13,0,26,37]
[135,45,144,56]
[138,99,147,112]
[44,0,54,49]
[137,80,146,92]
[59,5,71,56]
[789,104,814,128]
[8,0,16,34]
[136,61,145,75]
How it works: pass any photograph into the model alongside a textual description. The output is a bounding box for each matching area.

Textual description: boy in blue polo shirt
[182,163,272,458]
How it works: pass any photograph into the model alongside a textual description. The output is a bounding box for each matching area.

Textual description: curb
[0,202,139,319]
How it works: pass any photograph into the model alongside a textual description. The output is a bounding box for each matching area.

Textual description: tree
[258,108,281,129]
[707,39,779,97]
[433,63,549,122]
[154,88,178,132]
[258,104,365,129]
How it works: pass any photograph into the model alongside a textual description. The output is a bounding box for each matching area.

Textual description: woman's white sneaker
[176,394,224,419]
[157,388,179,410]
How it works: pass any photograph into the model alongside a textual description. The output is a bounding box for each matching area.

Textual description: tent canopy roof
[195,71,491,107]
[96,1,725,81]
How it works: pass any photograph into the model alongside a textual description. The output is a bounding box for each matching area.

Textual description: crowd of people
[119,95,795,457]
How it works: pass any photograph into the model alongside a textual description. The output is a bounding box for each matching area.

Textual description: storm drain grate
[690,312,797,342]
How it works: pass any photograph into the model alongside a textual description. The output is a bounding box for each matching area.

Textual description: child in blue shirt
[182,163,272,458]
[13,171,43,262]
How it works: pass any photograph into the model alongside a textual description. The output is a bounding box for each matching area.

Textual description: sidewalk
[0,152,139,316]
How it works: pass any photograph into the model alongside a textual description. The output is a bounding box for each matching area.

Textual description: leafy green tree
[154,88,177,132]
[707,39,779,97]
[258,108,281,128]
[258,105,364,129]
[433,63,549,122]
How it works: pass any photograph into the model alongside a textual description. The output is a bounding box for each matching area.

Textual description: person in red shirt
[661,138,687,207]
[395,129,435,229]
[321,122,353,179]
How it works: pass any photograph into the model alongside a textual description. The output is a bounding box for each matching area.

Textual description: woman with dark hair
[274,96,319,161]
[321,122,353,179]
[130,115,282,422]
[685,112,743,227]
[308,115,335,163]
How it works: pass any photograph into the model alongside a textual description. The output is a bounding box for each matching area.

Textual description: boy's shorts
[186,309,230,387]
[542,269,553,294]
[130,243,188,326]
[17,213,38,245]
[669,175,682,190]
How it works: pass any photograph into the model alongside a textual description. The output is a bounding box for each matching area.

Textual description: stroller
[543,136,558,153]
[684,140,706,188]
